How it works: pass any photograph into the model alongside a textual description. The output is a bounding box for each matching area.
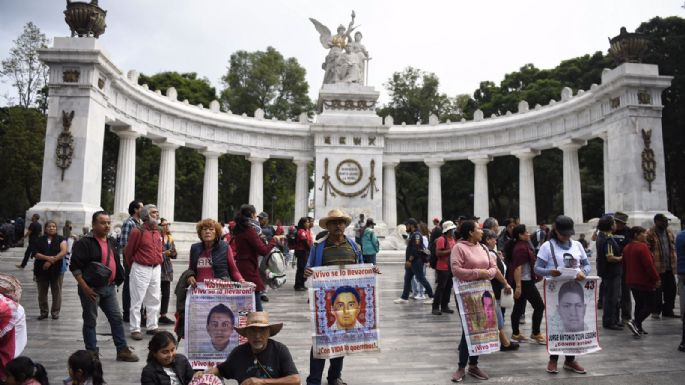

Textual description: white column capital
[468,156,492,165]
[383,158,400,168]
[593,130,608,140]
[247,155,269,164]
[202,150,222,159]
[512,149,540,160]
[293,157,313,166]
[424,158,444,168]
[556,138,586,152]
[153,138,184,150]
[111,126,144,139]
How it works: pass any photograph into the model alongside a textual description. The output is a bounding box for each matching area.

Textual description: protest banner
[184,279,255,368]
[544,276,601,356]
[452,278,500,355]
[309,264,380,359]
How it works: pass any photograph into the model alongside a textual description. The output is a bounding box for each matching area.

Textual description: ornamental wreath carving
[641,128,656,192]
[56,110,75,181]
[319,158,379,205]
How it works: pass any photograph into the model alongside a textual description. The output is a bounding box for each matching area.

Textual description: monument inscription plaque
[336,159,363,185]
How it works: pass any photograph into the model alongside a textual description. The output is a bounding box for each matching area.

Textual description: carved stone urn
[608,27,649,64]
[64,0,107,38]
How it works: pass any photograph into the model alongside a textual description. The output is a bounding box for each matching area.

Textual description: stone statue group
[310,11,369,85]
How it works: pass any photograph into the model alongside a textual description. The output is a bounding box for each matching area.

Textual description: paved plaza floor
[1,249,684,385]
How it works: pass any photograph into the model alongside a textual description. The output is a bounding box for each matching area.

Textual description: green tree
[138,72,217,107]
[0,106,45,218]
[1,22,49,109]
[220,47,314,120]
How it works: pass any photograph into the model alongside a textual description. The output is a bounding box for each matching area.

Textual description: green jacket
[361,227,380,255]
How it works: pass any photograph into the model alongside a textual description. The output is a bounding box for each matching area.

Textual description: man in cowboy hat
[304,208,380,385]
[199,311,300,385]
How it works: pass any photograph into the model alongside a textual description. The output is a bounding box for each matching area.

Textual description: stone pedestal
[27,37,120,230]
[312,83,387,222]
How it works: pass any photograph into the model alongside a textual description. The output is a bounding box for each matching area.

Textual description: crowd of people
[0,203,684,384]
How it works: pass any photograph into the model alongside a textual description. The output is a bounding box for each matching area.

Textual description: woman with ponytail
[64,350,105,385]
[4,356,49,385]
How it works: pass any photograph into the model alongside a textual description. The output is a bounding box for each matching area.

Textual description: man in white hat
[198,311,300,385]
[304,208,380,385]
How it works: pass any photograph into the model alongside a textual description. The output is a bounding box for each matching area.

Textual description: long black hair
[503,224,528,263]
[147,331,178,363]
[68,350,105,385]
[233,204,256,234]
[5,356,49,385]
[457,220,477,241]
[296,216,308,230]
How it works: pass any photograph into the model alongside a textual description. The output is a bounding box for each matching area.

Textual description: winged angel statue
[310,11,369,85]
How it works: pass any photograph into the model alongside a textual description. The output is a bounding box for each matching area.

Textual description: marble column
[248,155,268,213]
[113,131,140,216]
[470,156,491,220]
[155,142,179,221]
[514,150,539,226]
[383,159,399,228]
[425,158,444,225]
[293,158,311,221]
[201,151,220,220]
[598,132,611,213]
[559,140,585,223]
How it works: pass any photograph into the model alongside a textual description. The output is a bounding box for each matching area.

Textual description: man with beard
[124,204,163,340]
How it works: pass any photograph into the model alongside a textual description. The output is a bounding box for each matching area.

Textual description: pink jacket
[451,240,497,281]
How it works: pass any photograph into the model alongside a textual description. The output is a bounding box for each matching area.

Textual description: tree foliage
[1,22,49,109]
[0,106,45,219]
[221,47,314,120]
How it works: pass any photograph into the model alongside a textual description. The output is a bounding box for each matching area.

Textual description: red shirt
[435,236,456,271]
[95,237,116,284]
[294,228,313,252]
[623,241,660,291]
[195,249,215,282]
[124,224,163,267]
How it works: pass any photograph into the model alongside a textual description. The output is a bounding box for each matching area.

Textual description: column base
[27,201,104,236]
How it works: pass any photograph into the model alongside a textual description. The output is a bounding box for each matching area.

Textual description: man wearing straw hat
[304,208,380,385]
[198,311,300,385]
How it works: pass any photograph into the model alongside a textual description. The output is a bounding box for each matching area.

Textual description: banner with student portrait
[184,279,255,368]
[543,276,601,356]
[309,264,380,359]
[452,279,500,355]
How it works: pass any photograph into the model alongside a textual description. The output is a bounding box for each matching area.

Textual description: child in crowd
[141,331,193,385]
[4,357,49,385]
[64,350,105,385]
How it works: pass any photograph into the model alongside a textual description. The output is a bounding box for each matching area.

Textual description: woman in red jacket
[623,226,660,337]
[231,204,278,311]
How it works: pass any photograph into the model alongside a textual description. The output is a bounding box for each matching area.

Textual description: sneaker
[432,309,442,315]
[546,360,558,374]
[441,308,455,314]
[116,346,139,362]
[415,294,427,300]
[393,298,409,304]
[467,365,489,380]
[130,331,143,340]
[423,298,434,305]
[261,294,269,302]
[328,378,347,385]
[37,314,48,320]
[603,324,622,331]
[158,316,175,325]
[651,313,661,320]
[563,360,586,374]
[626,320,640,337]
[146,329,159,335]
[500,341,520,351]
[51,314,59,320]
[15,264,24,269]
[511,333,529,343]
[639,328,648,335]
[679,343,685,352]
[294,286,308,292]
[451,368,465,382]
[530,333,546,345]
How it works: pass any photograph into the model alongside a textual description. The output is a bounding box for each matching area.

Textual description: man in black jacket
[70,211,139,362]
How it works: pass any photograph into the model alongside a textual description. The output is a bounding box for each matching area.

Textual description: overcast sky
[1,0,683,106]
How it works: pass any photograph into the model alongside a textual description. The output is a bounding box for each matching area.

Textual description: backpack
[260,247,288,289]
[429,234,446,269]
[286,226,298,249]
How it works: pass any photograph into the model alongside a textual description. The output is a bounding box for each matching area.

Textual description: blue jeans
[306,347,344,385]
[602,274,622,327]
[401,259,433,300]
[77,284,127,353]
[362,254,376,265]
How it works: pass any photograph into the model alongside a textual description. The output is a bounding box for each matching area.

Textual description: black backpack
[429,234,446,269]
